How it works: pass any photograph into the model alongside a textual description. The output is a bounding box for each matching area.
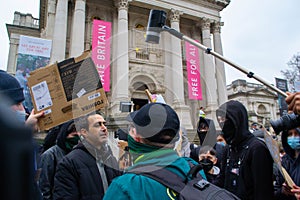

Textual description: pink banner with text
[185,41,203,100]
[92,19,111,91]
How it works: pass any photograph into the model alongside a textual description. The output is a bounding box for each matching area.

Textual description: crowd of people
[2,68,300,199]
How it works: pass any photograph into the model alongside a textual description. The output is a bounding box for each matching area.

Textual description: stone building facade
[6,0,230,136]
[227,79,280,129]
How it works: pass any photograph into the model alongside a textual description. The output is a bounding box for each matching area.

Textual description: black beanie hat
[0,70,25,105]
[127,103,180,144]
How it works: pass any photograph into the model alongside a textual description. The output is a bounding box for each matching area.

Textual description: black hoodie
[197,117,217,146]
[39,120,77,200]
[217,100,274,200]
[56,120,76,153]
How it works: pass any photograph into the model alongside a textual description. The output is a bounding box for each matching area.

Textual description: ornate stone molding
[114,0,129,11]
[201,18,211,31]
[169,9,183,23]
[212,21,224,33]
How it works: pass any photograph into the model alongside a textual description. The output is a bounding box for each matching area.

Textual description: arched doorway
[131,82,148,111]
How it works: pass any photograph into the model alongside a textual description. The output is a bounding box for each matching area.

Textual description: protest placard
[27,51,108,130]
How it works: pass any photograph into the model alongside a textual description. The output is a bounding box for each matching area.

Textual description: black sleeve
[39,150,56,200]
[53,157,79,200]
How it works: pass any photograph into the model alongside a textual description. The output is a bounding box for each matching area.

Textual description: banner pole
[162,25,287,97]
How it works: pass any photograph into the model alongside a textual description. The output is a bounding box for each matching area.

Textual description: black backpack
[128,164,240,200]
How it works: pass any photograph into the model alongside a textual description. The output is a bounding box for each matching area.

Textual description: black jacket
[274,129,300,200]
[282,128,300,186]
[39,120,75,200]
[53,142,121,200]
[217,100,274,200]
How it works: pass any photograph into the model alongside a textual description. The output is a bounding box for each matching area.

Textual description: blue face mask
[217,141,226,147]
[15,110,26,123]
[287,136,300,150]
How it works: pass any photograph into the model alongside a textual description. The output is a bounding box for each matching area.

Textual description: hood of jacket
[197,117,217,146]
[216,100,254,146]
[56,120,75,153]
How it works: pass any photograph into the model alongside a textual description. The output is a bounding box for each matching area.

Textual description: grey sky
[1,0,299,87]
[221,0,300,86]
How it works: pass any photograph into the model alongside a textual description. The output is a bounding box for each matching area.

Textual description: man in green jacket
[103,103,198,200]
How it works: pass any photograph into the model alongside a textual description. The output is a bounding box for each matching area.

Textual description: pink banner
[92,20,111,92]
[185,41,203,100]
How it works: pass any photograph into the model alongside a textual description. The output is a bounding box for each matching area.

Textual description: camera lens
[270,113,300,134]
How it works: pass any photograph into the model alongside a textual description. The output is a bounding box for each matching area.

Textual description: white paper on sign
[31,81,53,111]
[88,92,101,100]
[77,88,86,98]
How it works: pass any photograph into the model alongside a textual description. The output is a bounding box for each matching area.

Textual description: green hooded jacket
[103,149,200,200]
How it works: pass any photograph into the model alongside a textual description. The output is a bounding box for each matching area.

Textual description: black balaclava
[197,117,217,146]
[220,118,236,143]
[216,100,253,146]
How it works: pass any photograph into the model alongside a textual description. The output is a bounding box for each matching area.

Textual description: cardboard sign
[27,51,108,130]
[264,130,295,188]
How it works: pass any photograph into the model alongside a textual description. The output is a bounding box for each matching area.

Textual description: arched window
[133,82,148,91]
[257,104,267,114]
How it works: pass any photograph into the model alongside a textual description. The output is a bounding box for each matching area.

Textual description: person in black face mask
[216,100,274,200]
[190,117,225,170]
[197,117,216,146]
[198,145,222,187]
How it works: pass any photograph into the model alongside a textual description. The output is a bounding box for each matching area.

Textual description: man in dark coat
[39,120,79,200]
[216,100,274,200]
[53,112,121,200]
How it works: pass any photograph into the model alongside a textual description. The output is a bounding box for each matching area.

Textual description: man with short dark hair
[103,103,199,200]
[53,112,121,200]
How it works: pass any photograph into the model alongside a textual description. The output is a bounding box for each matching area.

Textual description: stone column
[213,21,228,105]
[201,18,218,119]
[45,0,57,39]
[163,30,173,104]
[70,0,86,57]
[169,9,193,129]
[50,0,68,63]
[111,0,129,114]
[6,34,19,74]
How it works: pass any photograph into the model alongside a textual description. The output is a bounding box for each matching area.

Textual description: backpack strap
[128,164,204,193]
